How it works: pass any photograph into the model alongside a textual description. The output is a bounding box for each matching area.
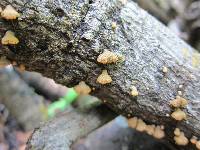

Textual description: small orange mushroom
[196,141,200,150]
[1,5,20,20]
[74,81,92,95]
[128,117,138,128]
[171,109,187,121]
[170,96,188,108]
[97,50,118,64]
[190,136,198,144]
[174,131,189,146]
[136,119,146,132]
[97,70,112,84]
[153,126,165,139]
[145,125,155,136]
[2,31,19,45]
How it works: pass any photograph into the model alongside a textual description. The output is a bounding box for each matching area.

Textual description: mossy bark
[1,0,200,149]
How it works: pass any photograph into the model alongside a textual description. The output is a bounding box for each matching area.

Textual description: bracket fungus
[171,109,187,121]
[97,70,112,85]
[1,5,20,20]
[170,96,188,108]
[74,81,92,95]
[174,129,189,146]
[1,31,19,45]
[97,50,119,64]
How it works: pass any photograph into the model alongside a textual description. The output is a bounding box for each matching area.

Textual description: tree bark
[1,0,200,148]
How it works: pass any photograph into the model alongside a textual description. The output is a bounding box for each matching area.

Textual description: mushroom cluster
[170,96,188,121]
[174,128,189,146]
[128,117,165,139]
[1,5,20,45]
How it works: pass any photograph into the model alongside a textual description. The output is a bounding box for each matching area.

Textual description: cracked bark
[1,0,200,149]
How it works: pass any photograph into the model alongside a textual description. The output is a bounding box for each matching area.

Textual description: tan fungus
[171,109,187,121]
[2,31,19,45]
[97,70,112,84]
[1,5,20,20]
[97,50,118,64]
[74,81,92,95]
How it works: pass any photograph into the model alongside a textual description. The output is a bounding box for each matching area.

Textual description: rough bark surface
[1,0,200,148]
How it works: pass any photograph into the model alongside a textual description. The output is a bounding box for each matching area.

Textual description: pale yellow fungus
[97,50,119,64]
[128,117,138,128]
[112,22,117,30]
[1,5,20,20]
[136,119,146,132]
[190,136,198,144]
[196,141,200,149]
[174,128,181,136]
[97,70,112,84]
[145,125,155,135]
[74,81,92,95]
[130,86,139,97]
[2,31,19,45]
[153,126,165,139]
[170,96,188,108]
[171,109,187,121]
[162,66,168,73]
[174,131,189,146]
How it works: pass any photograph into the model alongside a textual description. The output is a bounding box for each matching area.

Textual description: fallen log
[1,0,200,149]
